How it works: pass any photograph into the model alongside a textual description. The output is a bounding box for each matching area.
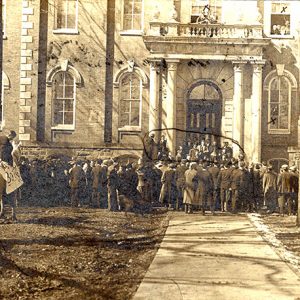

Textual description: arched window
[119,73,142,128]
[52,71,76,129]
[47,60,82,131]
[268,75,291,133]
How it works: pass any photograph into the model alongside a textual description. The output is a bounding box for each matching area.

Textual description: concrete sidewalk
[133,213,300,300]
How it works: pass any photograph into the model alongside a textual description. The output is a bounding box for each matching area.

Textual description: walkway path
[133,213,300,300]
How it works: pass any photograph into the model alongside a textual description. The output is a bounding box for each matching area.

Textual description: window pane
[67,0,77,29]
[120,112,129,127]
[64,99,74,112]
[134,1,142,14]
[131,82,140,99]
[120,100,130,113]
[54,112,64,125]
[65,85,74,98]
[131,108,140,126]
[124,1,133,14]
[64,112,73,125]
[133,15,142,30]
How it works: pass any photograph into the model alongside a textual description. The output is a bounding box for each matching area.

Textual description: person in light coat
[183,162,198,214]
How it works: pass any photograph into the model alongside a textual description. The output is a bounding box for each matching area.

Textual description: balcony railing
[147,22,264,39]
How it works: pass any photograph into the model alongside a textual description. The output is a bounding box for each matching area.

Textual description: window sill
[118,126,141,132]
[53,29,79,35]
[51,126,75,131]
[119,30,143,36]
[268,129,290,135]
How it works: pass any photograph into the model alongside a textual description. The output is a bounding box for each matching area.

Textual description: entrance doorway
[186,80,222,143]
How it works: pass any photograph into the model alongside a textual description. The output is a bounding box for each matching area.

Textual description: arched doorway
[186,80,222,143]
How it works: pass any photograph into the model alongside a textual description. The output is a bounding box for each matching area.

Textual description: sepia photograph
[0,0,300,299]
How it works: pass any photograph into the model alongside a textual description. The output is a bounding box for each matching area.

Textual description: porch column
[149,61,160,141]
[166,60,179,155]
[232,62,245,157]
[251,62,264,163]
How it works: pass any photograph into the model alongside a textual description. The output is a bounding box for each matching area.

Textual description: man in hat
[217,160,232,212]
[91,159,102,207]
[262,165,277,213]
[107,161,119,211]
[183,162,198,214]
[69,160,85,207]
[277,164,292,216]
[208,160,220,211]
[159,162,176,209]
[175,159,188,210]
[289,165,298,215]
[0,130,16,166]
[196,161,214,215]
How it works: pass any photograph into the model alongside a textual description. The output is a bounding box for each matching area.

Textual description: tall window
[119,73,142,128]
[123,0,143,31]
[191,0,222,23]
[269,76,291,133]
[55,0,78,31]
[270,2,290,36]
[52,72,75,129]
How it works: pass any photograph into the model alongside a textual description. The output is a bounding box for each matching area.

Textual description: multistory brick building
[1,0,300,167]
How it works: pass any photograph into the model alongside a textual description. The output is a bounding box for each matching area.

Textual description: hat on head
[281,164,289,171]
[290,166,297,171]
[7,130,17,139]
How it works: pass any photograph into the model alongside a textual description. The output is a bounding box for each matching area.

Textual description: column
[232,62,245,157]
[149,61,160,141]
[251,63,263,163]
[166,60,179,155]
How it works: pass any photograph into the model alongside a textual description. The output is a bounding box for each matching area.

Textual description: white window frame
[53,0,79,35]
[51,71,76,131]
[268,76,291,134]
[118,72,143,131]
[120,0,144,36]
[265,1,294,39]
[2,0,6,39]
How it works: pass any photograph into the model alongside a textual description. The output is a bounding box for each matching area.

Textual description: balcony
[149,22,264,39]
[143,22,270,60]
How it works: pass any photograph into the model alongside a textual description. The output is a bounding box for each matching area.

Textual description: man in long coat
[262,165,277,213]
[289,166,299,215]
[277,164,292,216]
[196,161,214,215]
[69,161,85,207]
[159,163,176,209]
[91,159,102,207]
[230,161,240,213]
[208,160,220,211]
[175,159,188,210]
[218,161,232,212]
[183,162,198,214]
[107,162,119,211]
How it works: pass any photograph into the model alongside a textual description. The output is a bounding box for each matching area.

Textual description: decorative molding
[263,69,297,90]
[113,64,149,87]
[46,60,83,87]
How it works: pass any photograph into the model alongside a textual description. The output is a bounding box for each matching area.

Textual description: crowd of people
[12,134,298,217]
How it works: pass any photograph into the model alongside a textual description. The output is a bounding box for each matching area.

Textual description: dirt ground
[0,207,168,300]
[260,214,300,258]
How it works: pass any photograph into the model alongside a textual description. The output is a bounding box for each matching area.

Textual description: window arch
[119,72,142,128]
